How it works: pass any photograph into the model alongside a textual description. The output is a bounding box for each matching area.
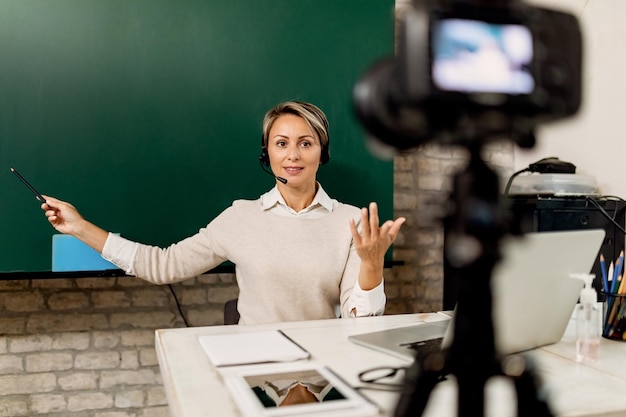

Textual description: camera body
[354,0,582,151]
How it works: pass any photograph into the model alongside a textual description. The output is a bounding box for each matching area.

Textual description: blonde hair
[261,101,330,158]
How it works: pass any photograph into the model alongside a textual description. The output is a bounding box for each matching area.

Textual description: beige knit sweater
[103,198,379,324]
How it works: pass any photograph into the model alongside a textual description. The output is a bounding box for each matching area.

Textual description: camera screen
[432,18,534,94]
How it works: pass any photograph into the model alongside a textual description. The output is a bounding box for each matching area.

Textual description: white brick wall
[0,275,234,416]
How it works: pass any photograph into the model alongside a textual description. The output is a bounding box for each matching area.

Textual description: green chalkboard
[0,0,395,273]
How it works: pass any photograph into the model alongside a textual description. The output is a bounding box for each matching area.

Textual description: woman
[42,101,405,324]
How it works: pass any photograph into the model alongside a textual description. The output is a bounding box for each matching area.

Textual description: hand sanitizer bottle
[571,273,600,362]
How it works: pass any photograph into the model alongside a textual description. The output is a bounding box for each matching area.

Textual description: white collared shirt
[260,184,338,217]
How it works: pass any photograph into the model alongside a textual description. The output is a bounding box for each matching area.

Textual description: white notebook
[199,330,310,367]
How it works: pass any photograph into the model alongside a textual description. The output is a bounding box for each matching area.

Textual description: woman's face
[267,114,322,189]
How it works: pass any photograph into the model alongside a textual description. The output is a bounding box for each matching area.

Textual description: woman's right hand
[41,196,108,253]
[41,196,85,235]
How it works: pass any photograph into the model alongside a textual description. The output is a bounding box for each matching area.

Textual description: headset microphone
[259,158,288,184]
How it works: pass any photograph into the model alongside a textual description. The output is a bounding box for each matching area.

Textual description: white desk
[155,313,626,417]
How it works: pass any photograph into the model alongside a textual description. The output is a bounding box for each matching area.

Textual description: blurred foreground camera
[353,4,585,415]
[353,0,582,152]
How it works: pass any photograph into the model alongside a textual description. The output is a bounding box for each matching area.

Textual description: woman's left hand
[349,202,406,269]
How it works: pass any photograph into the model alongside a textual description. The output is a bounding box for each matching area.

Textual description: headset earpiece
[259,149,270,167]
[321,146,330,165]
[259,134,270,167]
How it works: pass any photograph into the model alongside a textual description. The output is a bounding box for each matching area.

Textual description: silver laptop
[349,229,605,361]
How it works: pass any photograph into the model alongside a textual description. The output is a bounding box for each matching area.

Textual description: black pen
[10,167,47,203]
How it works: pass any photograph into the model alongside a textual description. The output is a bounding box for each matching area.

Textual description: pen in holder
[601,292,626,340]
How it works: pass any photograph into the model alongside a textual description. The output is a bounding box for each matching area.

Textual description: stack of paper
[198,330,310,367]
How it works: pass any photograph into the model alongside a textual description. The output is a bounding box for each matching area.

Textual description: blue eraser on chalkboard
[52,234,118,272]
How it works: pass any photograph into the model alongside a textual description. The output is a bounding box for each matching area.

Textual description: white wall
[515,0,626,197]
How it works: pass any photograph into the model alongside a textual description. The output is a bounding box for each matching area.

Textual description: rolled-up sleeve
[347,279,386,317]
[101,233,139,275]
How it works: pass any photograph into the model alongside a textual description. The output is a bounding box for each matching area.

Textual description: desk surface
[155,313,626,417]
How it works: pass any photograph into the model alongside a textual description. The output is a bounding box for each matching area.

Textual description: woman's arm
[41,195,228,284]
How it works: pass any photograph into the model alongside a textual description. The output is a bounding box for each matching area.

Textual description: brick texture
[0,275,234,417]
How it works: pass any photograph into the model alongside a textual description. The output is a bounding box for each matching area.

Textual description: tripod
[395,143,553,417]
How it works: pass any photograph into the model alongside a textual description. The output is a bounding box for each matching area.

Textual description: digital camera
[353,0,582,151]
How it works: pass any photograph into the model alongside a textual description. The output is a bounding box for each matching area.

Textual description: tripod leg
[394,352,447,417]
[456,373,487,417]
[502,355,554,417]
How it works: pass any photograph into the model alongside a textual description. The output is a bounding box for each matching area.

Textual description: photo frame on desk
[219,361,378,417]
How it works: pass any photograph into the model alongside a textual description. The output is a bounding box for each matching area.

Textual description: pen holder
[601,292,626,341]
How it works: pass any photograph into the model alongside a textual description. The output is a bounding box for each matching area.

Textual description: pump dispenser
[571,273,600,361]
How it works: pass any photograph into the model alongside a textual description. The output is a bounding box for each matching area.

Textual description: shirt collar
[261,183,336,213]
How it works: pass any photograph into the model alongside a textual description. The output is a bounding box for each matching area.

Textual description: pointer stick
[10,168,47,203]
